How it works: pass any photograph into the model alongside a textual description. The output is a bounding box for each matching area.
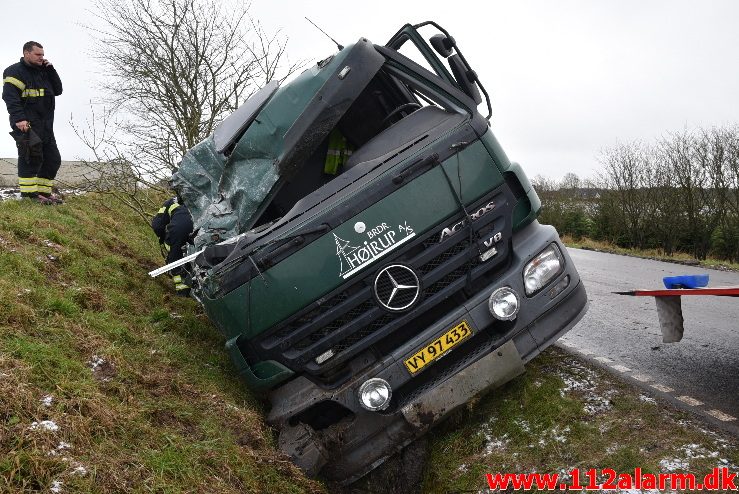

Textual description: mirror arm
[415,21,493,120]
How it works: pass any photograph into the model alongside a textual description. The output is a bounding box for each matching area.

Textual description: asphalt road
[559,248,739,434]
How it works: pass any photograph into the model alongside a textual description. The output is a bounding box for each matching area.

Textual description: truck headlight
[358,378,392,411]
[488,287,520,321]
[523,244,564,295]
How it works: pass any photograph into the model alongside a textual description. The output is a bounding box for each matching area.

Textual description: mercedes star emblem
[373,264,421,312]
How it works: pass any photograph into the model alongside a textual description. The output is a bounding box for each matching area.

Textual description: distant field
[0,158,100,187]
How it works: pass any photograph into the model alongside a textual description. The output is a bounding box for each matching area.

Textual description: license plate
[404,321,473,375]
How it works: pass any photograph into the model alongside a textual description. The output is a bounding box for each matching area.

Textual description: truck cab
[171,22,588,483]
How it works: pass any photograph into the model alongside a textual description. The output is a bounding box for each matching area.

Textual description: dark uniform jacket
[151,198,194,265]
[2,58,63,134]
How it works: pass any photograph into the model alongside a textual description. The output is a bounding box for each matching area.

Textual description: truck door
[386,22,490,118]
[386,23,457,86]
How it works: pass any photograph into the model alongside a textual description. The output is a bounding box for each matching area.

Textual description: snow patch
[50,480,63,493]
[29,420,59,432]
[557,360,614,414]
[0,188,22,201]
[0,187,80,202]
[660,458,689,472]
[513,418,531,433]
[681,443,717,459]
[88,355,116,381]
[88,355,106,371]
[638,394,657,404]
[43,239,62,250]
[717,457,739,470]
[484,433,509,455]
[48,442,71,457]
[551,425,570,443]
[479,416,510,455]
[655,443,736,472]
[538,425,571,446]
[557,468,574,482]
[584,394,613,415]
[41,395,53,407]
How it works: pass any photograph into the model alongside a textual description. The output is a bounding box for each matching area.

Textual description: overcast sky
[2,0,738,181]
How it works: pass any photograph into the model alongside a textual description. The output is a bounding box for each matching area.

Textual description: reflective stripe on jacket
[324,129,353,175]
[151,197,179,242]
[2,58,63,129]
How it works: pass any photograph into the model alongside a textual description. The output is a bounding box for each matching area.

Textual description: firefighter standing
[151,197,194,296]
[2,41,63,205]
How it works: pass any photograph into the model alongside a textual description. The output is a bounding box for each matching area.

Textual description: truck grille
[254,187,513,383]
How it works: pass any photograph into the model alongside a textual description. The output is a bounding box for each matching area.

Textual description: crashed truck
[166,22,588,483]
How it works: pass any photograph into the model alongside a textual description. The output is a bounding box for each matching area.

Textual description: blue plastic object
[663,274,709,289]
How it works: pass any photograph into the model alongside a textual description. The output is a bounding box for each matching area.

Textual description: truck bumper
[267,221,588,483]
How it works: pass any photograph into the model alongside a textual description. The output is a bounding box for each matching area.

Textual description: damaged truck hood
[172,39,384,250]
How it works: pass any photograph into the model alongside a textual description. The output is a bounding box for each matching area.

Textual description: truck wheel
[337,437,429,494]
[277,423,328,477]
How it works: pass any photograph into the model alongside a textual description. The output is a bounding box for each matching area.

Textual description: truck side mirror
[448,54,482,104]
[429,34,455,58]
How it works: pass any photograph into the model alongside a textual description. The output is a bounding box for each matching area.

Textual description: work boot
[21,193,55,205]
[172,274,190,297]
[39,192,64,205]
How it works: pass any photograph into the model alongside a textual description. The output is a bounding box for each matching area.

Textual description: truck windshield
[175,40,471,250]
[247,65,468,230]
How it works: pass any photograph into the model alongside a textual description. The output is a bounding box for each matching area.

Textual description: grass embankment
[421,347,739,493]
[1,195,736,493]
[561,235,739,272]
[0,195,323,493]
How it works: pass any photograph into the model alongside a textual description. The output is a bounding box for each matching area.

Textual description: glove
[10,129,43,164]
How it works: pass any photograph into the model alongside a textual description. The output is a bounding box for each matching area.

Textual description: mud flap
[278,423,329,477]
[654,296,685,343]
[401,340,525,432]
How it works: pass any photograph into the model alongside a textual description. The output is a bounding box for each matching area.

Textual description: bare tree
[597,141,653,248]
[532,173,595,240]
[657,128,719,259]
[650,144,683,255]
[559,172,581,190]
[726,126,739,261]
[530,174,558,193]
[74,0,302,216]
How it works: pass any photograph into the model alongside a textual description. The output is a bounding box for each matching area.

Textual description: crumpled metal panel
[173,135,278,250]
[171,39,385,251]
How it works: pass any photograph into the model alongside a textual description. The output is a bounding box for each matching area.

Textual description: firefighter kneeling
[151,197,194,296]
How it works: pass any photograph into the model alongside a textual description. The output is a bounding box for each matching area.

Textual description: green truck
[167,22,588,483]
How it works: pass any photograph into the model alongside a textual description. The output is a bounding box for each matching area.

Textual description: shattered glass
[172,135,280,250]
